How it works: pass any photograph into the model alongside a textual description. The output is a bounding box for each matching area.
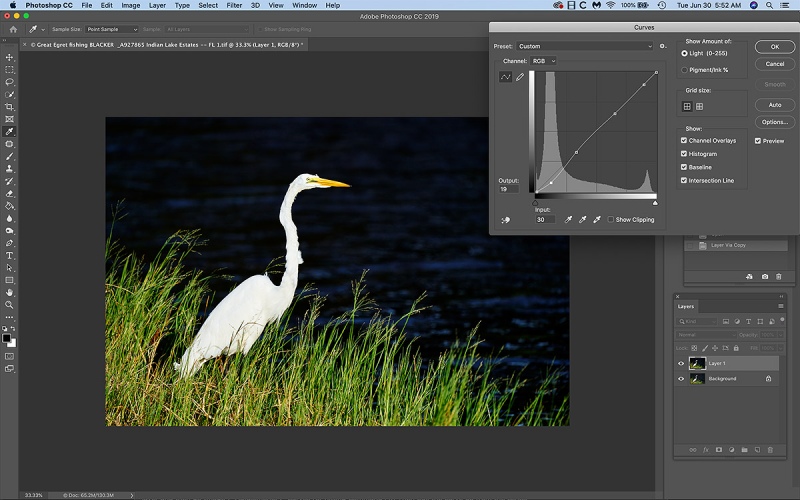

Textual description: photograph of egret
[105,117,569,426]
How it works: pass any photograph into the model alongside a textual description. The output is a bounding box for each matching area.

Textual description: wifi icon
[606,0,615,6]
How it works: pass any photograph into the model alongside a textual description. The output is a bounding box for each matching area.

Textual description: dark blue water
[106,118,569,411]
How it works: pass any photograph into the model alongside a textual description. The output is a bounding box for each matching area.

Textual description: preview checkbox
[754,137,761,144]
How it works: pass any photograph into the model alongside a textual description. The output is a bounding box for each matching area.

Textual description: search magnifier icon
[679,319,685,325]
[766,1,773,6]
[4,300,12,308]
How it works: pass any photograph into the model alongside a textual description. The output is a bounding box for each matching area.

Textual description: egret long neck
[278,186,301,292]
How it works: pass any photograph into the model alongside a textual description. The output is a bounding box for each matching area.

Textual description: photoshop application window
[0,1,798,499]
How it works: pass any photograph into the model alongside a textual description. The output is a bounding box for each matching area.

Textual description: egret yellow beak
[313,177,350,188]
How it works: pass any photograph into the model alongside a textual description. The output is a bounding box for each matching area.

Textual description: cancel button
[756,57,796,71]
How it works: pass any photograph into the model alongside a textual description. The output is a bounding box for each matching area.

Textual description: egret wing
[175,275,281,377]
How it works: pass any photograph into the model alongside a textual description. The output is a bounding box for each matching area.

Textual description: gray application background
[14,49,656,495]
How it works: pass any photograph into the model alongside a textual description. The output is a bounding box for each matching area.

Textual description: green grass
[105,230,569,426]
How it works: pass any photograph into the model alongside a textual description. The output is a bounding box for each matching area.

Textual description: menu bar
[5,0,799,11]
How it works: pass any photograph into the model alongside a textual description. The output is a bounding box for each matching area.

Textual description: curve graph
[530,70,658,199]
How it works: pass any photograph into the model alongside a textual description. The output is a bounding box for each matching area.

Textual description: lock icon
[733,345,739,351]
[766,375,772,382]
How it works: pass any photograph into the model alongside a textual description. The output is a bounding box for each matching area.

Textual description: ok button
[755,40,797,55]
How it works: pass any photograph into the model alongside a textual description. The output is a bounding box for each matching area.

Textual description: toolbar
[0,40,15,375]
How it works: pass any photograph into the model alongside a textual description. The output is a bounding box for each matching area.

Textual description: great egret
[174,173,350,378]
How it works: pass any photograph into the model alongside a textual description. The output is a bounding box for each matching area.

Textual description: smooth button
[755,98,796,112]
[756,78,795,91]
[755,40,796,55]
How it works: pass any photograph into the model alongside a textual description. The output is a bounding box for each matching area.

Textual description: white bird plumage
[174,173,350,378]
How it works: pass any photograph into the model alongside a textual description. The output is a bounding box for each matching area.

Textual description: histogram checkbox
[680,150,687,157]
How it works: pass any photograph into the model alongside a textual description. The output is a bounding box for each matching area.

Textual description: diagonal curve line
[536,71,658,194]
